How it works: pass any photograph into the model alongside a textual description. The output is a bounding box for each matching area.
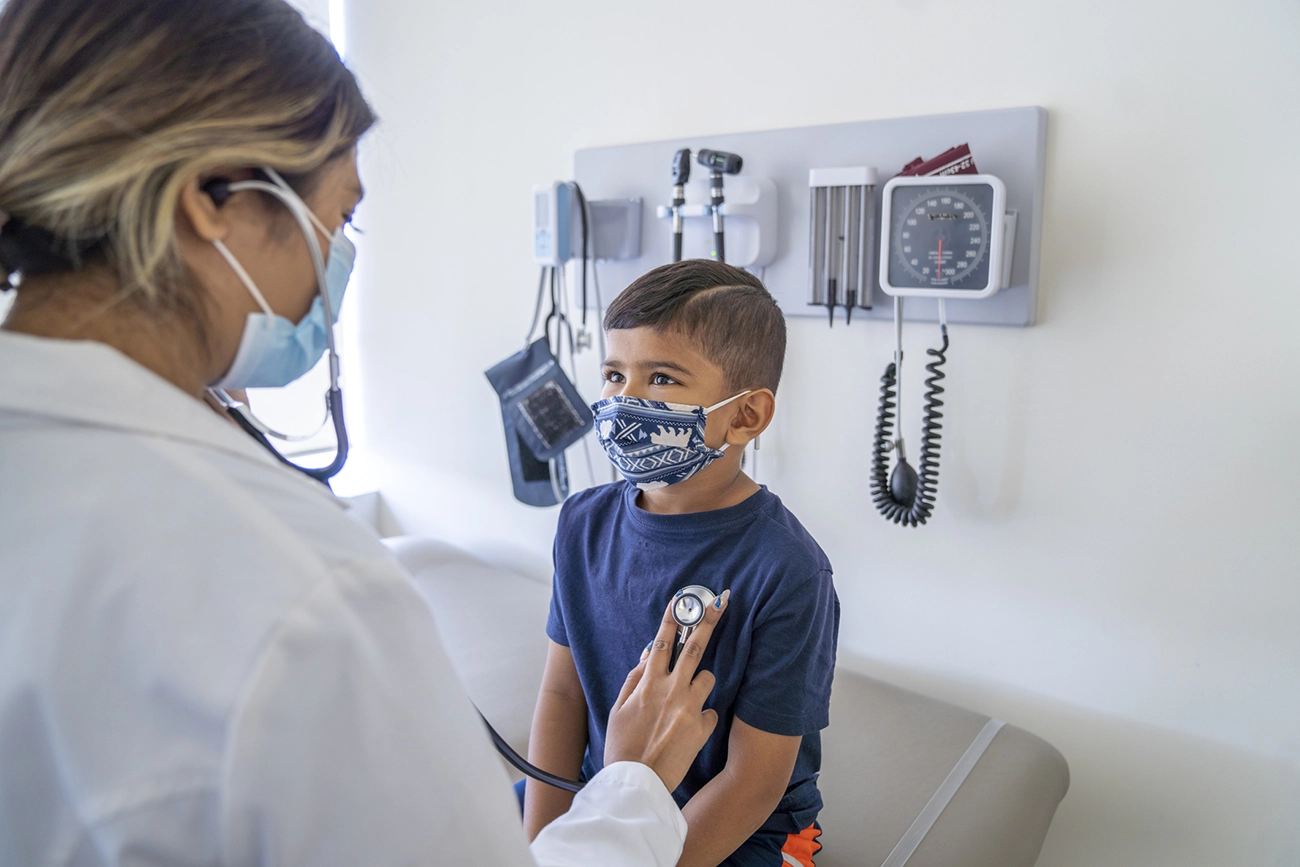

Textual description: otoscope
[670,148,691,263]
[696,149,743,263]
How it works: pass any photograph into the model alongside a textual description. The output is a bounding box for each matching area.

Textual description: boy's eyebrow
[601,358,695,377]
[634,359,694,376]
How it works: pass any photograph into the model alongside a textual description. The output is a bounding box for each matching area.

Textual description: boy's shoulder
[748,490,833,579]
[559,483,831,583]
[557,481,626,527]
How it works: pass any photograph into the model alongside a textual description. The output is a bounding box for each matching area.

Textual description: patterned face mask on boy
[592,391,750,491]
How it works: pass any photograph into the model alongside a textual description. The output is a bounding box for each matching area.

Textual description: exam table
[387,536,1069,867]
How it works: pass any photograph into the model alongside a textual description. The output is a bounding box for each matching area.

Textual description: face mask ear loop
[213,240,274,316]
[304,206,334,242]
[223,177,331,315]
[705,389,753,413]
[704,389,753,452]
[264,168,335,241]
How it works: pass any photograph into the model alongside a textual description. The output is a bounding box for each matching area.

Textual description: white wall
[342,0,1300,863]
[285,0,329,35]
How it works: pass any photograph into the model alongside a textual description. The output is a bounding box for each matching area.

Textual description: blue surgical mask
[592,391,750,491]
[212,170,355,390]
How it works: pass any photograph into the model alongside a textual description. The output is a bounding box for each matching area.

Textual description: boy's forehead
[605,327,721,375]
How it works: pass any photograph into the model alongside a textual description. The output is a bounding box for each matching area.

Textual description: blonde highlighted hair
[0,0,375,304]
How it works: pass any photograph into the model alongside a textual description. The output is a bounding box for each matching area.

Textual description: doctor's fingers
[687,668,717,704]
[613,611,678,709]
[642,598,689,675]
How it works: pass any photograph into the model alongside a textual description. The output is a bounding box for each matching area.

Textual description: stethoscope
[204,170,349,484]
[210,384,348,485]
[491,584,719,794]
[669,585,717,671]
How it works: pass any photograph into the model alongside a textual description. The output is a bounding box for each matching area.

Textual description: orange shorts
[722,820,823,867]
[778,823,822,867]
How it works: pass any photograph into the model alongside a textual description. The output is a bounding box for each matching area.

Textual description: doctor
[0,0,726,864]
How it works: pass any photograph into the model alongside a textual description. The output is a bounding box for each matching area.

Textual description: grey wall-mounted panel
[574,106,1047,327]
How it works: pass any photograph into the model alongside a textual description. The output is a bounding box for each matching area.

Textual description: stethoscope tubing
[481,712,585,793]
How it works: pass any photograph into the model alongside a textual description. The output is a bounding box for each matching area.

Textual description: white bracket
[653,175,778,268]
[999,210,1017,291]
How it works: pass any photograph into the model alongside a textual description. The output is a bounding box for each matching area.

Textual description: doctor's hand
[604,589,730,794]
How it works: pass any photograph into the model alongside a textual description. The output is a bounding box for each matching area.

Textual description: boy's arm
[677,718,801,867]
[523,639,590,841]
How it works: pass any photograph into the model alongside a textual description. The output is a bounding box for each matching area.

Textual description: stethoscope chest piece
[669,585,717,670]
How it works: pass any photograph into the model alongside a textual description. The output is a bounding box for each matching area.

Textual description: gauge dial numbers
[879,175,1007,300]
[892,187,989,287]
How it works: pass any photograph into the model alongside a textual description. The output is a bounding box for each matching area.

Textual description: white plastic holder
[654,175,778,268]
[998,210,1017,291]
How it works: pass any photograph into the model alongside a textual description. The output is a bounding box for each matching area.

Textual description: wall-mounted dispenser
[532,181,642,266]
[808,166,877,325]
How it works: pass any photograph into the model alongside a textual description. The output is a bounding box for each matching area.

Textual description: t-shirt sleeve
[546,525,570,646]
[732,568,839,737]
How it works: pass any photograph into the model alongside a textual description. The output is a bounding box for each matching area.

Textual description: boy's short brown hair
[603,259,786,394]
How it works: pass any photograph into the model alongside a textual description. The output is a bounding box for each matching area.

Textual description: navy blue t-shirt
[548,482,839,835]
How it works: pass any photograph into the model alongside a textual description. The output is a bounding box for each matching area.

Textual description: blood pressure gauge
[879,174,1008,299]
[669,585,716,671]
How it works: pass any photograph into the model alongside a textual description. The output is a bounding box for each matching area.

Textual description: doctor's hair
[0,0,374,308]
[604,260,786,394]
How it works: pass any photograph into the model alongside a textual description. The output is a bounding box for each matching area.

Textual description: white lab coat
[0,331,686,866]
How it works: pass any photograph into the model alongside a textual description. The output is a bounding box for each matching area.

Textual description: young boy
[525,260,839,867]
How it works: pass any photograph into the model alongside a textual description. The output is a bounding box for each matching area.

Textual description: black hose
[571,183,589,326]
[302,387,349,483]
[227,387,349,485]
[480,711,584,793]
[870,330,948,526]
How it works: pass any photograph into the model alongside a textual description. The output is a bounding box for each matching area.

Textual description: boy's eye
[651,373,677,386]
[604,370,625,383]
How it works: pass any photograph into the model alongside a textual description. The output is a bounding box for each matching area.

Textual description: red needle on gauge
[937,238,943,280]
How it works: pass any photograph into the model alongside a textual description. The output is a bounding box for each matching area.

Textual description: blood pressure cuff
[485,338,591,506]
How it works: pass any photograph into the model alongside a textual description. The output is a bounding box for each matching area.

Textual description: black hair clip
[0,217,80,276]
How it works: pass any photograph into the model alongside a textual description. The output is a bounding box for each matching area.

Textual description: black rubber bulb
[890,457,919,507]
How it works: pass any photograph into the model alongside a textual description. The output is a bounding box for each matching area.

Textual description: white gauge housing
[879,174,1008,300]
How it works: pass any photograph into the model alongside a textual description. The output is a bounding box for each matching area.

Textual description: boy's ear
[725,389,775,447]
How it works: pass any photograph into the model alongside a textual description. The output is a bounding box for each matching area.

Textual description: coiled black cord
[871,329,949,526]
